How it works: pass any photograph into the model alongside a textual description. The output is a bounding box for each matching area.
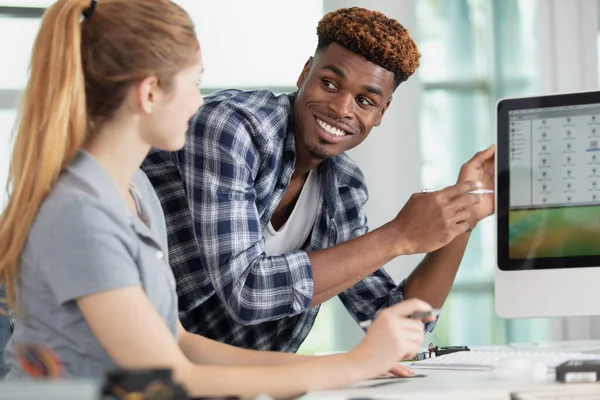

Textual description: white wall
[322,0,425,350]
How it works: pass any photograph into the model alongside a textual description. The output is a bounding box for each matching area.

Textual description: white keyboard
[409,350,600,371]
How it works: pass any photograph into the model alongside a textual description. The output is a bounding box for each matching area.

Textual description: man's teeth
[317,119,346,136]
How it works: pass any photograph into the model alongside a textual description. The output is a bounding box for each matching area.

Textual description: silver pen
[421,188,494,195]
[359,309,442,329]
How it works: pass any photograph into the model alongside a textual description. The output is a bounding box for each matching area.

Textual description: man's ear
[296,57,313,88]
[374,96,393,127]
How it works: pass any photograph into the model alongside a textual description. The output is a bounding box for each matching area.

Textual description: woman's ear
[137,75,159,114]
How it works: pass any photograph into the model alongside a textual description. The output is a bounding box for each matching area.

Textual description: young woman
[0,0,434,398]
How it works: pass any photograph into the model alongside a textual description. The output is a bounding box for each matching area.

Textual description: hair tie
[82,0,97,19]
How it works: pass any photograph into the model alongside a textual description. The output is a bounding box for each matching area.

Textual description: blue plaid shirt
[142,89,409,352]
[0,285,12,377]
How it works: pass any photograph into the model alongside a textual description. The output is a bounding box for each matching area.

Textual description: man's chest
[270,175,307,231]
[252,157,358,250]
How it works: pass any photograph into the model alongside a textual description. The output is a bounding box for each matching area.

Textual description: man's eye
[323,80,336,90]
[357,97,373,106]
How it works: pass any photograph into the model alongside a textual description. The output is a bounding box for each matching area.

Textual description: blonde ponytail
[0,0,88,310]
[0,0,199,311]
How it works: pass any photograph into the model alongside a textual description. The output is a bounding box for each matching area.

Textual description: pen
[359,309,441,329]
[421,188,494,195]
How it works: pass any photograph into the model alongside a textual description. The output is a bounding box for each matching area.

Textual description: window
[174,0,322,91]
[0,7,43,208]
[417,0,551,346]
[0,111,14,208]
[0,17,39,89]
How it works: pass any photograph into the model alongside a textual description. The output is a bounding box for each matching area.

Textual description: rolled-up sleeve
[183,104,314,325]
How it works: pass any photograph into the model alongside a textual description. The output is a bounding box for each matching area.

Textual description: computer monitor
[495,90,600,318]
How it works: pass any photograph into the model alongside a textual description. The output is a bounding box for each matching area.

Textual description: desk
[304,343,600,400]
[0,379,101,400]
[303,368,562,400]
[2,344,600,400]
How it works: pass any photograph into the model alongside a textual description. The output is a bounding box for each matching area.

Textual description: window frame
[418,0,549,346]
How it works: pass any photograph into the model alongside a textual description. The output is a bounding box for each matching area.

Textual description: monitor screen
[497,92,600,271]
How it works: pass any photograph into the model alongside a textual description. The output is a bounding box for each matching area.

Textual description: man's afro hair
[317,7,421,88]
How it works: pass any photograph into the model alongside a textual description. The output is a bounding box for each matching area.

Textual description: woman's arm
[177,322,312,366]
[78,288,431,400]
[177,321,417,378]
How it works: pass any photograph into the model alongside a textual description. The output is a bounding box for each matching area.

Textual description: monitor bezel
[497,90,600,271]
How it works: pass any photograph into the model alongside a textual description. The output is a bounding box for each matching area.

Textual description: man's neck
[292,139,323,180]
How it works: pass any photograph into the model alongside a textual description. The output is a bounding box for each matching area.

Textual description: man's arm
[306,180,480,307]
[403,145,496,308]
[331,230,468,332]
[181,97,490,324]
[324,205,455,330]
[308,222,405,306]
[323,146,496,315]
[402,232,470,308]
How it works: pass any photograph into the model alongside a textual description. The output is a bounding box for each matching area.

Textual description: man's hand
[389,181,481,255]
[457,145,496,228]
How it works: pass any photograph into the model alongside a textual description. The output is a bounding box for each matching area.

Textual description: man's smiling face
[293,42,396,161]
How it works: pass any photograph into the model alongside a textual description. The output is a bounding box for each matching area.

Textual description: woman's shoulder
[27,173,132,259]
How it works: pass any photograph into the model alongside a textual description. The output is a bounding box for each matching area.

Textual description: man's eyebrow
[323,64,345,78]
[363,85,384,97]
[322,64,384,97]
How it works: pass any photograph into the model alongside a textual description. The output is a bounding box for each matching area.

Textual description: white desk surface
[3,343,600,400]
[303,342,600,400]
[303,368,559,400]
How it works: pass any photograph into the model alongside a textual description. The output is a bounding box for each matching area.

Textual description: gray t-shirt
[3,151,178,379]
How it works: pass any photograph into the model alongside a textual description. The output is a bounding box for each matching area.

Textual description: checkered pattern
[141,89,412,352]
[0,285,13,329]
[0,285,12,377]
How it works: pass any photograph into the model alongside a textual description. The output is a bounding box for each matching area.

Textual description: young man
[142,7,495,353]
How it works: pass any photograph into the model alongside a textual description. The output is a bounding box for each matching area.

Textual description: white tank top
[263,169,320,256]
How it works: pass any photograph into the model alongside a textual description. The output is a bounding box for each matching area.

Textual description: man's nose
[328,92,353,119]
